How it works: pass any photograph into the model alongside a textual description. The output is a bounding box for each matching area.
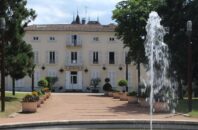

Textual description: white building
[5,15,146,92]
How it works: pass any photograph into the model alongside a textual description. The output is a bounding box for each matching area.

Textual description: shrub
[46,76,58,90]
[105,78,110,83]
[127,91,137,96]
[118,79,127,87]
[38,78,48,87]
[90,78,101,88]
[103,83,112,91]
[22,94,39,102]
[112,89,120,92]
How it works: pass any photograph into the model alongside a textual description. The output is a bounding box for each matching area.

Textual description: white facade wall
[5,25,147,92]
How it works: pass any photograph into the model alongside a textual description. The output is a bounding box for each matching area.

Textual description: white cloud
[27,0,122,25]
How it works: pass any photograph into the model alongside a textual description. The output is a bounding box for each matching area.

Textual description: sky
[27,0,123,25]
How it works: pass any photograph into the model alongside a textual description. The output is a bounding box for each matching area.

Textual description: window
[71,52,77,64]
[91,70,100,79]
[108,71,116,87]
[109,52,115,64]
[34,51,39,64]
[72,35,77,45]
[48,70,57,77]
[34,71,41,87]
[109,37,115,41]
[16,79,24,87]
[33,36,39,41]
[49,36,55,41]
[71,71,77,84]
[49,51,55,64]
[93,37,99,41]
[93,51,99,64]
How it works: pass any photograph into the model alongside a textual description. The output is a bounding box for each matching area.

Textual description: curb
[0,119,198,130]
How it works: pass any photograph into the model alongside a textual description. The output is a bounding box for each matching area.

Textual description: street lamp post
[0,17,6,112]
[126,54,129,92]
[187,20,192,112]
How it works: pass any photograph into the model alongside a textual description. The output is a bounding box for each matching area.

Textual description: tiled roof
[25,24,116,32]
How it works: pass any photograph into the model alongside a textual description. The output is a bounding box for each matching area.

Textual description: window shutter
[66,71,70,89]
[55,51,58,64]
[122,51,125,64]
[115,51,118,65]
[46,51,49,64]
[79,51,83,64]
[99,51,102,65]
[89,50,93,64]
[66,35,71,46]
[69,51,71,65]
[106,51,109,65]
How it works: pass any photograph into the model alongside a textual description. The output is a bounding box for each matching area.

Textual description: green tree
[0,0,36,95]
[112,0,161,95]
[156,0,198,99]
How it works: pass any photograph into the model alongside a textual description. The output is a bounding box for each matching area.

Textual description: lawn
[176,98,198,117]
[0,92,28,118]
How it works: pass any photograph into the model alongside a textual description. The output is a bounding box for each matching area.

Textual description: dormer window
[109,37,115,41]
[93,37,99,41]
[33,36,39,41]
[49,36,55,41]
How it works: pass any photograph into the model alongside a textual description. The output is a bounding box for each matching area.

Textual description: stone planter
[104,91,108,96]
[113,92,120,99]
[154,102,169,113]
[45,92,51,98]
[138,97,149,107]
[40,97,45,104]
[120,92,128,101]
[108,92,113,97]
[128,96,138,103]
[37,100,42,107]
[22,102,37,113]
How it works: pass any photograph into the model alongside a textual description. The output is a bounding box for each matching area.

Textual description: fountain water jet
[145,11,174,130]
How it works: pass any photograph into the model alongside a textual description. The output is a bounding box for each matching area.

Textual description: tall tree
[156,0,198,99]
[112,0,161,94]
[0,0,36,95]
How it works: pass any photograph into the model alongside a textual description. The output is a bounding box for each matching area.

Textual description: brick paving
[0,93,197,125]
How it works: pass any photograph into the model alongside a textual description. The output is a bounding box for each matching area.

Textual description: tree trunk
[137,62,141,96]
[32,72,34,92]
[12,78,15,96]
[177,77,183,100]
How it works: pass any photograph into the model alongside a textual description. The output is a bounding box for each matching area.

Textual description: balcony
[65,60,83,71]
[66,39,82,48]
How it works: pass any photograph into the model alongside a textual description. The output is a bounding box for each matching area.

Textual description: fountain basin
[0,120,197,130]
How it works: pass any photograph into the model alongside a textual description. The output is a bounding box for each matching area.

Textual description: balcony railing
[65,60,83,70]
[66,39,82,48]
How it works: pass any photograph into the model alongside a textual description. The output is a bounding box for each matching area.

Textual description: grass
[0,92,29,118]
[176,98,198,117]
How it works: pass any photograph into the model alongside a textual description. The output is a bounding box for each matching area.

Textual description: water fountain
[145,11,175,130]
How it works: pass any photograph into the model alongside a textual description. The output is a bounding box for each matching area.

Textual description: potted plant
[90,78,101,93]
[127,91,138,103]
[153,89,170,113]
[103,78,112,96]
[118,80,128,100]
[112,89,121,99]
[118,79,127,92]
[138,84,150,107]
[21,94,39,113]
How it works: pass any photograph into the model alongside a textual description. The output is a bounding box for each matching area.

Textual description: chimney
[82,18,86,24]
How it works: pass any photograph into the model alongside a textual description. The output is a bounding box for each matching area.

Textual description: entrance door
[65,71,82,90]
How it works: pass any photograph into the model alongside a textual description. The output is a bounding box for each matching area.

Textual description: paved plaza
[0,93,197,125]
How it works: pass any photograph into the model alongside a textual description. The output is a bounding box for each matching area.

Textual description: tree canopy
[0,0,36,95]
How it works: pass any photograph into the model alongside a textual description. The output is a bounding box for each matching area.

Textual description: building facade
[5,17,146,92]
